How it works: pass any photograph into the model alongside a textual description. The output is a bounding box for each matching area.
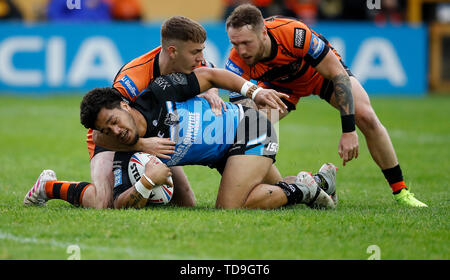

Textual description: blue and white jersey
[132,72,242,167]
[162,97,241,166]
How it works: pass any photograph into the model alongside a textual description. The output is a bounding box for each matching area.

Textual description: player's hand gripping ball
[128,152,174,204]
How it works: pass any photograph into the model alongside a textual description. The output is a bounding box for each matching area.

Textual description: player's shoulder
[113,47,161,100]
[116,47,161,80]
[265,16,309,31]
[265,16,311,54]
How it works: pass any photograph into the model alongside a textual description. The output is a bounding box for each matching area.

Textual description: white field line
[0,230,216,260]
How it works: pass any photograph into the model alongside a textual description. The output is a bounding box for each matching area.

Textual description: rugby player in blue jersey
[79,67,336,210]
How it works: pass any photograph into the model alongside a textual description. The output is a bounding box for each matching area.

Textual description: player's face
[172,40,205,73]
[95,104,139,146]
[227,25,265,66]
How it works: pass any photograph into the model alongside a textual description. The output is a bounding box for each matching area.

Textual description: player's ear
[120,101,131,111]
[167,45,177,59]
[261,26,268,38]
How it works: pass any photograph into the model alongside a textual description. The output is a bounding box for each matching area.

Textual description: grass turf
[0,95,449,260]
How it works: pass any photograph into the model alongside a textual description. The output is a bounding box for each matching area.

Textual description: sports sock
[382,164,407,194]
[44,181,91,206]
[275,181,304,205]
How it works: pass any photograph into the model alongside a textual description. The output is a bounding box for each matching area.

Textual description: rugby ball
[128,152,173,205]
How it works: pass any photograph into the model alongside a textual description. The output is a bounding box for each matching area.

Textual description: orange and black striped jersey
[113,46,214,102]
[112,47,162,102]
[226,16,341,106]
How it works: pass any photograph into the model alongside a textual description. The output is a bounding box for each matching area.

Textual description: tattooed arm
[315,51,354,116]
[114,160,174,209]
[114,187,149,209]
[331,73,354,116]
[315,51,359,166]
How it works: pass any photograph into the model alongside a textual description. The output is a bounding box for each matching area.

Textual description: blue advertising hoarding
[0,22,427,95]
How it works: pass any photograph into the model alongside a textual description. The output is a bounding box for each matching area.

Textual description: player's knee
[81,184,112,209]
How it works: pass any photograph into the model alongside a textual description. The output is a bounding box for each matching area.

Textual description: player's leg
[216,155,335,210]
[24,150,115,208]
[328,76,427,206]
[82,151,115,208]
[24,171,95,208]
[330,77,398,170]
[169,166,196,207]
[216,155,274,209]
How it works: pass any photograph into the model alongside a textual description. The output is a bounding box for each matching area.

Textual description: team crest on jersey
[226,58,244,76]
[294,28,306,49]
[164,112,180,126]
[307,33,325,59]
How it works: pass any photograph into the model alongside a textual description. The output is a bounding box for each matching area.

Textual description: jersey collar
[260,30,278,63]
[153,51,161,78]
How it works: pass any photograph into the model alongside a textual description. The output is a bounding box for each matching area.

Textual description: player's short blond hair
[161,16,206,47]
[226,4,264,32]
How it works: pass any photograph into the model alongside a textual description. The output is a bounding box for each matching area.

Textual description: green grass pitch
[0,95,449,260]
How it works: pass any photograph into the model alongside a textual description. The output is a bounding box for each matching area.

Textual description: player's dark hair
[161,16,206,47]
[80,87,123,130]
[226,4,264,31]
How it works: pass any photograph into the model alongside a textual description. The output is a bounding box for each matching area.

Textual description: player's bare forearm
[114,187,148,209]
[332,73,354,116]
[194,67,246,93]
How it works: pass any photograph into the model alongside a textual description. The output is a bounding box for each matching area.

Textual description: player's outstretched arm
[315,51,359,166]
[193,67,288,112]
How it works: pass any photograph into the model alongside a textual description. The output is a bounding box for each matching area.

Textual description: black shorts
[112,151,137,200]
[209,105,278,174]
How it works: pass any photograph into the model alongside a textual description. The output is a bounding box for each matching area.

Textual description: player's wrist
[132,138,144,150]
[135,178,152,198]
[240,81,262,100]
[141,174,156,189]
[341,114,356,133]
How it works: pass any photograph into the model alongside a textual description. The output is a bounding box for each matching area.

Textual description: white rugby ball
[128,152,173,205]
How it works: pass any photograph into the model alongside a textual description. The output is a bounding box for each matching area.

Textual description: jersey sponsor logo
[294,28,306,49]
[225,58,244,76]
[119,75,139,98]
[307,33,325,59]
